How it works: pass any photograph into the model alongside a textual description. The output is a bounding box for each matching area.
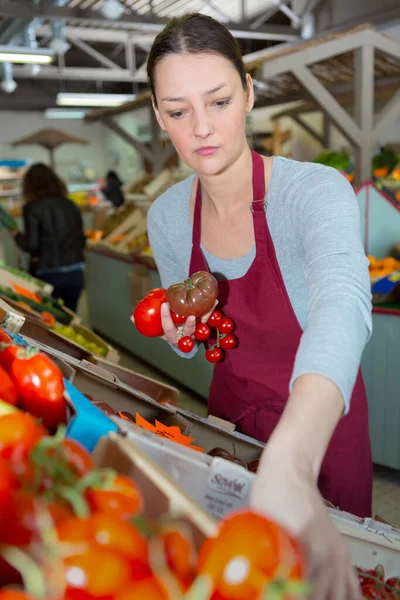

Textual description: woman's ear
[152,95,167,131]
[245,74,255,114]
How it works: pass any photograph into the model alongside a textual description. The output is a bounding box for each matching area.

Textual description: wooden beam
[291,115,325,145]
[354,42,375,184]
[292,65,362,146]
[102,117,154,163]
[373,88,400,145]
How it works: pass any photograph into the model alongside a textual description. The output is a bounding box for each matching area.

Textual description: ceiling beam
[12,66,147,83]
[0,17,30,44]
[0,1,297,41]
[37,25,155,44]
[68,36,124,71]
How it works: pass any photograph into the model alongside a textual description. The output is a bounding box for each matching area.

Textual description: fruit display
[357,565,400,599]
[52,324,108,358]
[368,255,400,280]
[0,286,72,325]
[101,205,139,238]
[207,447,259,471]
[0,262,51,294]
[0,326,309,600]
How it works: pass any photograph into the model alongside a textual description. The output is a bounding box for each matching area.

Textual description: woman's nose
[193,110,214,139]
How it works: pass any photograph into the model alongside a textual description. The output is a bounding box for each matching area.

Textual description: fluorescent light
[45,108,88,120]
[57,93,136,107]
[0,45,54,64]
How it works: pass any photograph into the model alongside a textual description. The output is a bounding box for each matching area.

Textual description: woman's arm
[14,203,40,254]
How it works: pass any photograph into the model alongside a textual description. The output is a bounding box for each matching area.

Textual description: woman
[102,170,125,208]
[13,163,85,312]
[141,13,372,599]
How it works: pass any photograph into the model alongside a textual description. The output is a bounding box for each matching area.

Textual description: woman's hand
[251,457,361,600]
[160,299,218,346]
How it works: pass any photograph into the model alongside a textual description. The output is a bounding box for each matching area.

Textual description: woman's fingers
[183,315,196,337]
[160,302,180,344]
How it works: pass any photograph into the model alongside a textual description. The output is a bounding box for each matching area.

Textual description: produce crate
[115,418,255,520]
[176,408,265,463]
[66,359,189,431]
[329,508,400,578]
[93,433,217,545]
[0,261,54,296]
[94,356,180,406]
[21,321,93,362]
[0,296,25,334]
[51,322,119,362]
[0,292,80,327]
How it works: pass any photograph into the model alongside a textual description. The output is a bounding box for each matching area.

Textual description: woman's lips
[195,146,218,156]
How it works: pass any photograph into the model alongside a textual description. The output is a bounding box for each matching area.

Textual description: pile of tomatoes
[357,565,400,599]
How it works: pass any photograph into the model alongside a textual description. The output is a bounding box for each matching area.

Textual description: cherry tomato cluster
[177,309,238,364]
[356,565,400,599]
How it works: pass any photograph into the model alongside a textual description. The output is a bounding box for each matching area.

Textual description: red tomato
[0,489,71,545]
[205,347,223,363]
[162,526,197,589]
[0,591,34,600]
[0,412,44,460]
[0,345,20,373]
[114,577,167,600]
[10,351,66,430]
[0,328,12,345]
[133,288,167,338]
[219,334,237,350]
[0,458,16,521]
[362,583,393,599]
[178,336,195,353]
[86,474,143,520]
[57,513,148,563]
[62,438,94,477]
[217,317,234,334]
[64,545,132,597]
[207,310,223,328]
[170,311,186,325]
[386,577,400,590]
[194,323,211,341]
[0,365,18,406]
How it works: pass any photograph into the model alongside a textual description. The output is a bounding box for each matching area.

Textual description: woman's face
[153,53,254,176]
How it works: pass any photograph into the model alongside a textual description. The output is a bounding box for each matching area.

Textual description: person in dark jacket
[12,163,85,312]
[102,170,125,208]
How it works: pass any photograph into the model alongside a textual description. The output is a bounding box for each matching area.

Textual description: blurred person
[102,170,125,208]
[12,163,85,312]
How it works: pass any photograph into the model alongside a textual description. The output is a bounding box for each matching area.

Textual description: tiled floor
[79,292,400,527]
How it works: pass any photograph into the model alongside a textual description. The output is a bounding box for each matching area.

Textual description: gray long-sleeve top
[147,156,372,413]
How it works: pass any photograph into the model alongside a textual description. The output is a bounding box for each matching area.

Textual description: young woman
[13,163,85,311]
[140,13,372,598]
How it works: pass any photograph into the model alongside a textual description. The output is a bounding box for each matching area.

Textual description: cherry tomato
[0,365,18,406]
[0,344,20,373]
[57,513,148,563]
[170,311,186,325]
[217,317,234,334]
[0,489,71,545]
[207,310,223,328]
[64,545,132,597]
[0,412,44,460]
[386,577,400,590]
[86,473,143,520]
[162,526,197,589]
[11,351,66,431]
[178,336,195,353]
[62,438,94,477]
[0,458,16,521]
[114,577,167,600]
[205,347,223,363]
[133,288,167,338]
[194,323,211,341]
[40,312,56,327]
[0,591,34,600]
[219,334,237,350]
[361,583,393,599]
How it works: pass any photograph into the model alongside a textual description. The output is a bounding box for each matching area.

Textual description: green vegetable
[314,151,350,172]
[372,149,398,173]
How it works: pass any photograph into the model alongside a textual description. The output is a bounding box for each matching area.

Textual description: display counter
[85,246,213,398]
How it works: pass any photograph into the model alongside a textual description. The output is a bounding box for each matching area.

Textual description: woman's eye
[214,98,231,109]
[169,110,186,119]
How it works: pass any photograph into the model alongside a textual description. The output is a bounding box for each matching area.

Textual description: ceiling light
[0,45,54,64]
[45,108,88,119]
[101,0,125,20]
[56,93,136,107]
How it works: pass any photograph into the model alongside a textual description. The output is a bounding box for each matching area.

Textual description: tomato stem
[183,574,214,600]
[1,546,48,599]
[56,485,90,518]
[148,535,185,600]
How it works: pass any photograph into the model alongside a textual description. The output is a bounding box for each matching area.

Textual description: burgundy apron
[189,150,373,517]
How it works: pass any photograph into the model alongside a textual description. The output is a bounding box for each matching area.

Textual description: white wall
[0,111,107,182]
[104,108,146,183]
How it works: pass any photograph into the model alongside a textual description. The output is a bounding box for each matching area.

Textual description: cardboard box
[0,296,25,334]
[115,418,255,520]
[93,433,217,545]
[94,356,180,406]
[0,262,53,296]
[176,407,265,463]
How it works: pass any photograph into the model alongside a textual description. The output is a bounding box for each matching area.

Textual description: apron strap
[192,179,202,249]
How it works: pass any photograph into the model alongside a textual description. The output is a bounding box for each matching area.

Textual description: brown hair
[147,13,247,105]
[23,163,68,203]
